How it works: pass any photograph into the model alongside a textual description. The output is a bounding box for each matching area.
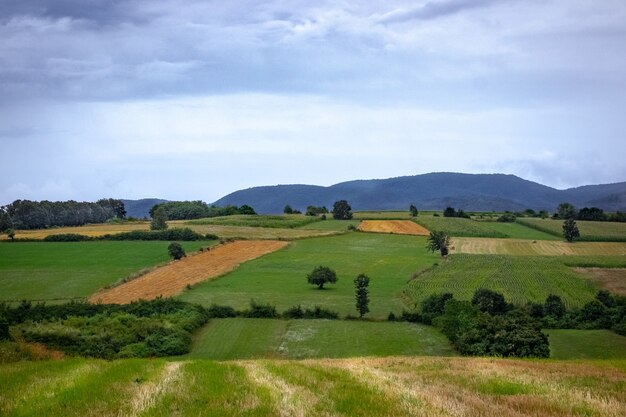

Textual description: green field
[2,357,625,416]
[403,254,610,308]
[415,216,508,238]
[179,233,439,318]
[518,218,626,241]
[354,211,413,219]
[298,219,361,231]
[547,330,626,359]
[187,318,455,360]
[187,214,320,229]
[0,241,207,302]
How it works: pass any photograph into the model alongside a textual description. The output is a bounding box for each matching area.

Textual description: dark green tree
[544,294,566,318]
[443,207,456,217]
[167,242,186,260]
[354,274,370,318]
[426,231,450,257]
[283,204,294,214]
[6,228,15,240]
[332,200,352,220]
[409,204,418,217]
[307,266,338,289]
[471,288,508,315]
[557,202,577,219]
[150,206,168,230]
[562,218,580,242]
[238,204,256,215]
[0,209,12,232]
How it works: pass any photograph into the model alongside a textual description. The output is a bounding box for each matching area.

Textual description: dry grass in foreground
[452,237,626,256]
[358,220,430,236]
[89,240,289,304]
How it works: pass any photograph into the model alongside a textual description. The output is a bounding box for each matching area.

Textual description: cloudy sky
[1,0,625,204]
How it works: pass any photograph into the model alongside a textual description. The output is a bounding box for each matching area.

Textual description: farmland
[452,237,626,256]
[547,330,626,359]
[416,215,560,240]
[573,268,626,295]
[186,214,320,229]
[1,356,625,416]
[358,220,430,235]
[517,218,626,242]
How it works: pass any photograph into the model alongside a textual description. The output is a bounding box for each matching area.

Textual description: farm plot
[415,216,508,238]
[452,237,626,256]
[2,357,625,417]
[358,220,430,236]
[354,211,413,219]
[186,214,320,229]
[518,218,626,241]
[547,330,626,359]
[0,222,150,240]
[573,268,626,295]
[89,240,289,304]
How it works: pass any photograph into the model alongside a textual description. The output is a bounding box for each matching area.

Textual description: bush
[244,300,278,318]
[497,213,516,222]
[99,228,206,241]
[168,242,186,260]
[207,304,238,318]
[43,233,92,242]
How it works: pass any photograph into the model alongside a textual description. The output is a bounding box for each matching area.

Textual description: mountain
[121,198,168,218]
[212,173,626,214]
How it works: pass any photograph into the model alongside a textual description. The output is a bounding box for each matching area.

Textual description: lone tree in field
[409,204,418,217]
[283,204,293,214]
[563,218,580,242]
[354,274,370,318]
[426,231,450,257]
[168,242,186,260]
[151,206,168,230]
[307,266,338,289]
[332,200,353,220]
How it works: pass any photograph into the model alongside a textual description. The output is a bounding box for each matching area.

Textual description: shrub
[497,213,516,222]
[168,242,186,260]
[244,300,278,318]
[207,304,238,318]
[43,233,92,242]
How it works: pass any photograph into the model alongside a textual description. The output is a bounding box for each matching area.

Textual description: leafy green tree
[557,202,577,219]
[354,274,370,318]
[562,218,580,242]
[544,294,566,318]
[409,204,418,217]
[6,228,15,240]
[577,207,606,221]
[307,266,338,289]
[0,315,10,340]
[167,242,186,260]
[0,209,12,232]
[332,200,352,220]
[471,288,508,315]
[150,207,168,230]
[283,204,293,214]
[443,207,456,217]
[426,231,450,257]
[238,204,256,215]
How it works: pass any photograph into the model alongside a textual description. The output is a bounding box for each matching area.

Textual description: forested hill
[121,198,168,218]
[212,173,626,214]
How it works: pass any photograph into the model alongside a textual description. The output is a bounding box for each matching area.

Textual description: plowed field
[452,237,626,256]
[358,220,430,236]
[89,240,289,304]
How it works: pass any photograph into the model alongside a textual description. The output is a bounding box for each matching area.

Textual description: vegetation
[332,200,353,220]
[426,231,450,257]
[168,242,186,260]
[150,206,168,230]
[517,217,626,241]
[307,266,338,289]
[443,206,470,218]
[187,214,319,229]
[547,329,626,359]
[563,218,580,242]
[41,228,213,242]
[305,205,328,216]
[415,215,508,238]
[354,274,370,318]
[149,201,257,220]
[409,204,418,217]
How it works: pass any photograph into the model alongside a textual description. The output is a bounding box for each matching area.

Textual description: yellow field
[358,220,430,236]
[452,237,626,256]
[2,222,151,240]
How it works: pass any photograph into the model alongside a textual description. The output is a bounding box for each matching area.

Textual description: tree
[409,204,418,217]
[167,242,186,260]
[238,204,256,215]
[471,288,508,315]
[307,266,337,289]
[150,206,168,230]
[283,205,294,214]
[557,202,577,219]
[0,315,9,341]
[544,294,566,318]
[443,207,456,218]
[562,218,580,242]
[6,228,15,240]
[354,274,370,318]
[332,200,352,220]
[426,231,450,257]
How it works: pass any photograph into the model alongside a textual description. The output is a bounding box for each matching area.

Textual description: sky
[1,0,626,204]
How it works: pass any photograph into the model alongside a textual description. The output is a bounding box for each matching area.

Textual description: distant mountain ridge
[121,198,168,218]
[211,173,626,214]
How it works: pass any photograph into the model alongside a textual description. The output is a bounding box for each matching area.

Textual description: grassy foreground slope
[179,233,439,318]
[1,357,625,416]
[0,241,206,302]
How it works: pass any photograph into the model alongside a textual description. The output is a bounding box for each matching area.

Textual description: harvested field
[2,222,150,240]
[574,268,626,295]
[358,220,430,236]
[451,237,626,256]
[89,240,289,304]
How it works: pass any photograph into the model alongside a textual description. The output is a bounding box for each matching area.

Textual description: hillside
[121,198,168,218]
[213,173,626,214]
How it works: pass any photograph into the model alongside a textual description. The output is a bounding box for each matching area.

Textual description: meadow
[547,330,626,359]
[414,215,557,239]
[1,356,625,416]
[517,218,626,242]
[0,241,207,303]
[186,214,320,229]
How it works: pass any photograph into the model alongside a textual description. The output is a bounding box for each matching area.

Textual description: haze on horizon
[1,0,626,205]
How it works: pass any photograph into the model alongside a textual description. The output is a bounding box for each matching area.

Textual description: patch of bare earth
[574,268,626,295]
[89,240,289,304]
[358,220,430,236]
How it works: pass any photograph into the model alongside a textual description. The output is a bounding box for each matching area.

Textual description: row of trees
[0,199,125,230]
[306,266,370,318]
[554,203,626,222]
[149,201,256,220]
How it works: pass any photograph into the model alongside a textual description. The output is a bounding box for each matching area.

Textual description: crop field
[354,211,413,219]
[90,240,289,304]
[187,318,455,360]
[403,254,610,308]
[517,218,626,242]
[186,214,320,229]
[179,233,439,318]
[0,241,206,303]
[452,237,626,256]
[297,219,361,231]
[415,216,509,238]
[547,330,626,359]
[2,357,625,417]
[358,220,430,235]
[0,221,151,240]
[573,268,626,295]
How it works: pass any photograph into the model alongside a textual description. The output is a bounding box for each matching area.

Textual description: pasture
[179,233,439,319]
[187,318,455,360]
[547,330,626,359]
[358,220,430,235]
[0,241,207,303]
[1,357,625,417]
[452,237,626,256]
[517,218,626,242]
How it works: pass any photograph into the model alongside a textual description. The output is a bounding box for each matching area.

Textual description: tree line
[148,201,256,220]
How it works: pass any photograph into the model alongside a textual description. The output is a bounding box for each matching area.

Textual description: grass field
[415,216,507,238]
[518,218,626,242]
[186,214,320,229]
[452,237,626,256]
[0,241,207,302]
[179,233,439,319]
[547,330,626,359]
[354,211,413,219]
[298,219,361,231]
[403,254,613,308]
[1,357,625,416]
[187,318,456,360]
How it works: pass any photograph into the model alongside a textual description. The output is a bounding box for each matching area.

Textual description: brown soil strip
[574,268,626,295]
[358,220,430,236]
[89,240,289,304]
